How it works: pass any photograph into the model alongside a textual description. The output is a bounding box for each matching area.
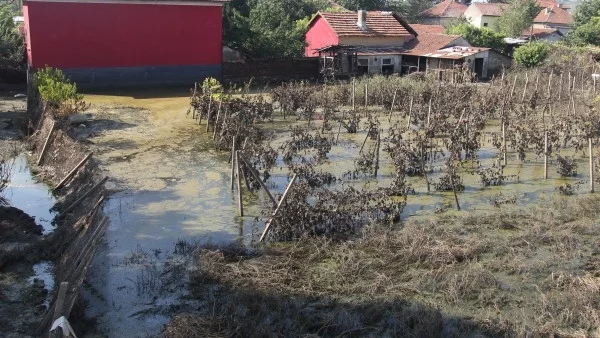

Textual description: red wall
[24,1,223,69]
[305,16,339,57]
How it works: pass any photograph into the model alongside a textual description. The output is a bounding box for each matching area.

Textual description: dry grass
[183,194,600,337]
[163,314,228,338]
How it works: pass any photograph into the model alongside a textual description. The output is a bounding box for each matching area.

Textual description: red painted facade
[305,16,339,57]
[23,0,224,69]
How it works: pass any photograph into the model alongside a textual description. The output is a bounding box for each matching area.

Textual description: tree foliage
[446,21,506,49]
[0,4,24,83]
[573,0,600,27]
[513,41,550,67]
[36,67,88,119]
[570,16,600,46]
[496,0,539,37]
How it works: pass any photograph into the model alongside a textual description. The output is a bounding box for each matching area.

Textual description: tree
[570,16,600,46]
[0,4,24,83]
[513,41,550,67]
[573,0,600,27]
[337,0,389,10]
[446,21,506,49]
[496,0,539,37]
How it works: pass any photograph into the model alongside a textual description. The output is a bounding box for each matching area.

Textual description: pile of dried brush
[162,314,228,338]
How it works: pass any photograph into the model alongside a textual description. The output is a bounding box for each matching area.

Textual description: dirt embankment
[0,94,109,337]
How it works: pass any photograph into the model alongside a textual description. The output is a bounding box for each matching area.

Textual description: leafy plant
[513,42,550,68]
[0,4,25,83]
[36,67,88,119]
[446,22,506,50]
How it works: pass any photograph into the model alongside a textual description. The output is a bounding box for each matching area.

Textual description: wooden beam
[239,153,277,207]
[59,176,108,218]
[259,174,298,242]
[37,120,55,166]
[54,153,93,191]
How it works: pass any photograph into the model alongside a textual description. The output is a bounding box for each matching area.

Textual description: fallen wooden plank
[259,174,298,242]
[37,120,55,166]
[54,152,93,191]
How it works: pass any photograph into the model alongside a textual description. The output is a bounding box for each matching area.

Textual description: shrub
[513,42,550,68]
[36,67,88,119]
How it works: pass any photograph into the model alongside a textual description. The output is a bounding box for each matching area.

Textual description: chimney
[357,10,367,31]
[557,3,562,8]
[545,7,552,15]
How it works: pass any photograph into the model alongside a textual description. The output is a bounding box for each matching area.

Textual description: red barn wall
[24,1,223,69]
[305,16,339,57]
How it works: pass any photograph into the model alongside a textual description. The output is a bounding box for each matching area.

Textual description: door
[474,58,484,79]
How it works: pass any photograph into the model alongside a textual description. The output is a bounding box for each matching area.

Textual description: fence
[223,58,320,85]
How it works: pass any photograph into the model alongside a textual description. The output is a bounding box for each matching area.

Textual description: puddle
[29,261,55,307]
[2,154,57,234]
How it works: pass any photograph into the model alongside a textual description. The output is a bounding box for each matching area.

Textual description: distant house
[464,3,508,30]
[305,10,493,79]
[533,4,573,34]
[521,27,564,42]
[419,0,468,26]
[23,0,229,88]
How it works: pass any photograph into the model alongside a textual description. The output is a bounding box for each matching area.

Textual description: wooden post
[259,174,298,242]
[364,82,368,109]
[590,138,595,193]
[60,176,109,217]
[336,110,345,145]
[230,136,236,190]
[426,98,432,127]
[359,132,370,154]
[352,79,356,111]
[49,282,69,338]
[559,73,563,101]
[544,132,548,179]
[534,72,540,92]
[594,75,597,94]
[54,153,93,191]
[239,153,277,207]
[205,93,213,131]
[37,120,55,166]
[374,130,381,178]
[521,72,529,103]
[236,151,243,216]
[406,96,414,129]
[509,76,518,99]
[502,121,507,166]
[451,167,461,211]
[212,100,222,140]
[192,82,198,119]
[547,71,553,99]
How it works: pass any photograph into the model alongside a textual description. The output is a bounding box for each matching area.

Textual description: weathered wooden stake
[451,170,461,211]
[544,131,548,179]
[359,132,370,154]
[352,78,356,111]
[590,138,595,193]
[364,82,368,109]
[54,153,93,191]
[388,89,397,123]
[374,130,381,178]
[239,153,277,207]
[205,93,213,132]
[521,72,529,103]
[49,282,69,338]
[37,120,56,166]
[502,121,507,166]
[406,96,414,129]
[559,73,563,100]
[509,76,518,99]
[212,100,222,140]
[236,151,244,216]
[259,174,298,242]
[230,136,236,190]
[60,176,109,217]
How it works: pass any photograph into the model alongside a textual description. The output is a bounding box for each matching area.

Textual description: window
[357,59,368,66]
[483,23,488,27]
[382,58,392,65]
[382,58,394,74]
[357,58,369,75]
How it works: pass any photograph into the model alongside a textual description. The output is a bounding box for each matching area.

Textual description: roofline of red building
[24,0,228,5]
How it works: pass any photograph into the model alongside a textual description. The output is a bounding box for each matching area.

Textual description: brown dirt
[0,206,43,244]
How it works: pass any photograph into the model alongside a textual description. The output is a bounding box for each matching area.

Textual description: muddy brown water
[79,89,592,337]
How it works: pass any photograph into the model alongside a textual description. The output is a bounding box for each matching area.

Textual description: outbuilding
[23,0,228,88]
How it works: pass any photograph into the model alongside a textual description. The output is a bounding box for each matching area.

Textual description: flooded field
[79,88,594,337]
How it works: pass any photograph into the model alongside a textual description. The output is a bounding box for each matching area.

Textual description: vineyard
[186,48,600,243]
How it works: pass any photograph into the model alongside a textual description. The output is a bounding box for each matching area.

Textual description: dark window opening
[483,23,488,27]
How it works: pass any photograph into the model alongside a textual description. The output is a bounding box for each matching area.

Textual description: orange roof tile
[410,24,445,34]
[420,0,468,19]
[317,11,414,37]
[470,3,509,16]
[534,5,573,25]
[403,33,465,55]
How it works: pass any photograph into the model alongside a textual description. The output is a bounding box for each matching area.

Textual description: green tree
[496,0,539,37]
[337,0,388,10]
[570,16,600,46]
[573,0,600,27]
[0,4,24,83]
[513,41,550,67]
[446,22,506,49]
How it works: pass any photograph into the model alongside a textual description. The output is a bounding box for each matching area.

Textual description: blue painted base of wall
[61,64,222,89]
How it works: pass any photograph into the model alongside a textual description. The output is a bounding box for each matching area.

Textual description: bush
[513,42,550,68]
[0,4,25,83]
[36,67,88,119]
[446,22,506,50]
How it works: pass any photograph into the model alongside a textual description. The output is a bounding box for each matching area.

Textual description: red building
[23,0,228,87]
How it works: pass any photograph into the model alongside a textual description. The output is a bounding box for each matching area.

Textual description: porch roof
[317,44,489,59]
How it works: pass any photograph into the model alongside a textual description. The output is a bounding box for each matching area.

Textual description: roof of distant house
[420,46,490,59]
[420,0,468,19]
[403,33,466,56]
[533,5,573,25]
[469,3,508,16]
[410,24,446,34]
[521,27,563,38]
[311,11,416,37]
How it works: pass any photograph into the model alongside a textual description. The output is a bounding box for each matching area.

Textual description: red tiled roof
[521,27,562,37]
[403,33,465,55]
[420,0,468,19]
[470,3,508,16]
[410,24,445,34]
[317,11,414,37]
[534,5,573,25]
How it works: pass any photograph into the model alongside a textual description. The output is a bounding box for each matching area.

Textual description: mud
[0,206,42,243]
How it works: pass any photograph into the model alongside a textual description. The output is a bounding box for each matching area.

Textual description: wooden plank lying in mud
[54,152,93,191]
[259,173,298,242]
[49,282,68,338]
[37,119,55,166]
[59,176,108,218]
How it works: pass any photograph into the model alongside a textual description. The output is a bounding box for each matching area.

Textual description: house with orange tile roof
[305,10,496,79]
[419,0,469,26]
[532,4,573,34]
[521,27,564,42]
[464,3,509,30]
